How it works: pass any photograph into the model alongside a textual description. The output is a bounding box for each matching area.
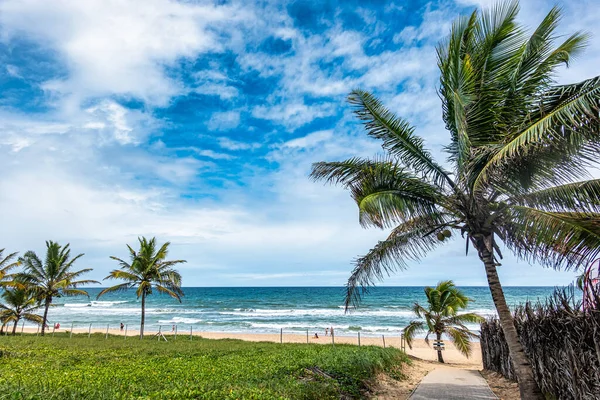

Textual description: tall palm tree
[0,249,20,286]
[403,281,484,363]
[310,2,600,398]
[0,288,43,335]
[97,237,186,339]
[19,241,97,335]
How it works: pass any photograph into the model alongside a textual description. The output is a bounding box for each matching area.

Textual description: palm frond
[104,270,140,283]
[501,206,600,269]
[449,312,486,324]
[347,89,454,188]
[508,179,600,212]
[345,214,447,309]
[155,285,182,302]
[97,283,133,299]
[311,158,441,228]
[402,321,426,349]
[446,326,477,358]
[474,75,600,189]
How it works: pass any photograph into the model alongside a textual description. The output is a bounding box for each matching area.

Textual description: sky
[0,0,598,287]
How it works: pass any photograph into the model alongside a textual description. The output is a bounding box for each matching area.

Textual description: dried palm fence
[480,287,600,399]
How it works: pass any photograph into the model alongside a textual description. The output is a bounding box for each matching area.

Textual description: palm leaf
[502,206,600,269]
[402,321,426,349]
[508,179,600,212]
[97,283,133,299]
[347,89,454,188]
[474,75,600,189]
[345,215,447,309]
[446,326,477,358]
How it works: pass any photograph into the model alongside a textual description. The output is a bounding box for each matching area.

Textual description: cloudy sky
[0,0,598,287]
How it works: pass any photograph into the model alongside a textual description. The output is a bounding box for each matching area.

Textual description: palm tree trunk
[436,332,444,363]
[41,297,51,336]
[12,319,18,335]
[477,235,543,400]
[139,291,146,339]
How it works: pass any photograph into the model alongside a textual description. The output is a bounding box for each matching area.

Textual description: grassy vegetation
[0,334,408,399]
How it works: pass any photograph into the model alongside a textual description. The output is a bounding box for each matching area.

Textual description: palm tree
[0,288,43,335]
[97,237,186,339]
[310,2,600,398]
[19,241,97,335]
[403,281,484,363]
[0,249,20,286]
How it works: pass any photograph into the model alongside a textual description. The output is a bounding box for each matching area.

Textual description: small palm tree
[98,237,186,339]
[403,281,484,363]
[311,2,600,398]
[19,241,98,335]
[0,249,20,286]
[0,288,43,335]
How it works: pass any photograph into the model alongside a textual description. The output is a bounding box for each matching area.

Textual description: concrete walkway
[409,366,498,400]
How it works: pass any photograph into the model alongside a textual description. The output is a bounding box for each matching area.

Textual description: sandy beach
[19,326,481,367]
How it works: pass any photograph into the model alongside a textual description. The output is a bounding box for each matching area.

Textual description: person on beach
[325,327,329,336]
[54,323,60,330]
[172,325,175,332]
[314,333,319,339]
[120,323,124,331]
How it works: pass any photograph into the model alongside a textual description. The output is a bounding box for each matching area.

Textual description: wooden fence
[480,287,600,399]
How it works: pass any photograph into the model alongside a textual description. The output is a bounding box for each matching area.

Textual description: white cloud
[217,137,261,151]
[193,149,235,160]
[207,111,241,131]
[0,0,246,107]
[283,130,333,149]
[253,102,337,129]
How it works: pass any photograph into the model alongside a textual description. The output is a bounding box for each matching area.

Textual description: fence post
[124,324,127,340]
[358,332,361,347]
[401,333,406,352]
[105,324,109,339]
[174,325,177,340]
[332,329,335,346]
[280,328,283,344]
[21,321,24,336]
[70,323,74,339]
[88,323,92,338]
[190,326,192,341]
[52,325,56,337]
[158,325,162,341]
[306,329,309,344]
[36,324,39,336]
[382,335,386,348]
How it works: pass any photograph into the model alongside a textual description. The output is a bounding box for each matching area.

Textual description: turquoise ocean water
[36,287,559,337]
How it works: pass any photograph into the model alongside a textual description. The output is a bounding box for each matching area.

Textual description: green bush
[0,334,407,399]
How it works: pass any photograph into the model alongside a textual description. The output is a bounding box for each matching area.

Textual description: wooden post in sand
[306,329,309,344]
[70,323,74,339]
[105,324,109,339]
[52,325,56,337]
[124,325,128,340]
[21,321,24,336]
[382,335,386,348]
[158,325,162,341]
[190,326,193,341]
[36,324,40,336]
[280,328,283,344]
[88,323,92,338]
[174,325,177,340]
[331,329,335,346]
[358,332,361,347]
[400,333,406,352]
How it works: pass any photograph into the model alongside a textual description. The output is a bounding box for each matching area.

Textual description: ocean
[39,286,559,337]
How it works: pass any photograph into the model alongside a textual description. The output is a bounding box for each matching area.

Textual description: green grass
[0,334,408,399]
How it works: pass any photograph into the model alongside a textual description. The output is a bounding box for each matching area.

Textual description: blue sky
[0,0,598,287]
